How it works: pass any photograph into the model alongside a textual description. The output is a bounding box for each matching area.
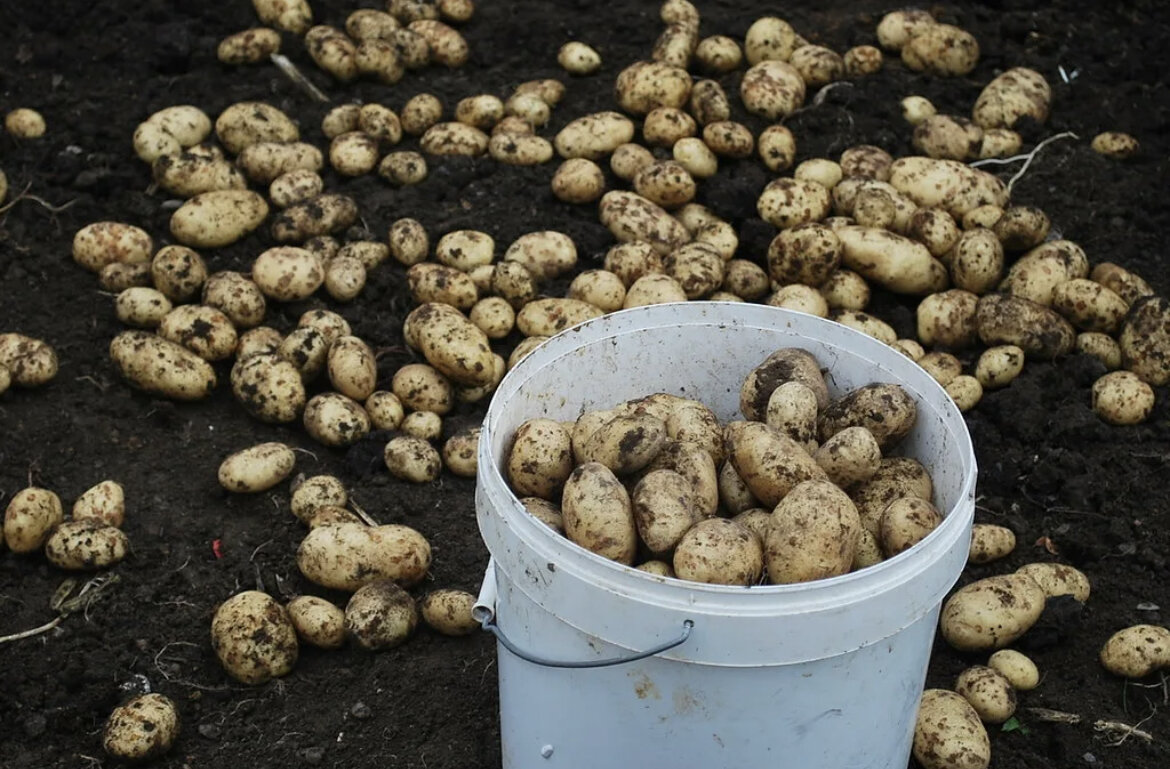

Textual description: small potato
[329,131,380,176]
[1091,131,1139,160]
[818,383,916,451]
[215,101,298,154]
[5,107,46,138]
[757,124,796,172]
[913,114,983,161]
[909,208,961,259]
[992,206,1050,253]
[766,480,861,584]
[1099,625,1170,678]
[279,327,329,380]
[599,191,692,256]
[813,426,880,488]
[202,271,266,328]
[561,462,637,564]
[564,270,624,312]
[876,9,935,51]
[741,60,805,120]
[287,595,346,649]
[973,67,1050,129]
[643,107,696,147]
[170,190,268,249]
[674,518,763,586]
[976,293,1076,360]
[387,218,428,267]
[940,573,1047,652]
[963,205,1005,230]
[4,488,64,553]
[721,259,769,301]
[153,151,246,197]
[491,261,539,309]
[116,287,173,329]
[794,158,843,191]
[765,381,819,451]
[757,178,831,230]
[1016,562,1091,602]
[1120,296,1170,385]
[701,120,755,159]
[694,35,741,74]
[623,274,688,307]
[99,262,152,292]
[614,60,693,115]
[442,428,480,478]
[157,304,238,362]
[968,523,1016,564]
[73,221,153,273]
[832,310,897,345]
[505,93,550,127]
[718,460,757,514]
[211,590,298,684]
[45,520,129,570]
[634,160,696,210]
[558,41,601,75]
[974,345,1024,389]
[298,522,431,590]
[917,289,979,349]
[421,122,489,156]
[913,689,990,769]
[604,241,663,287]
[73,480,125,529]
[767,284,829,316]
[400,94,443,135]
[327,336,377,401]
[305,25,358,81]
[454,94,502,131]
[345,9,398,41]
[150,245,207,302]
[230,352,305,422]
[946,375,983,412]
[891,338,925,361]
[632,469,700,555]
[421,589,479,636]
[1077,332,1122,370]
[902,24,979,77]
[743,16,797,64]
[988,649,1039,691]
[489,132,555,165]
[844,45,882,77]
[917,351,962,386]
[516,298,603,337]
[218,442,295,493]
[507,418,575,499]
[364,391,405,431]
[663,242,723,298]
[949,227,1003,294]
[388,0,438,23]
[550,158,606,203]
[304,393,371,447]
[110,330,217,401]
[392,363,453,416]
[409,20,468,67]
[0,333,55,389]
[253,0,312,34]
[252,246,324,301]
[384,435,442,482]
[324,255,367,301]
[978,129,1022,159]
[955,665,1017,724]
[102,694,180,761]
[290,475,348,523]
[689,79,731,126]
[726,421,827,508]
[879,497,943,557]
[346,580,419,650]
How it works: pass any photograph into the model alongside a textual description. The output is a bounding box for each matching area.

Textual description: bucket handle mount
[473,561,694,669]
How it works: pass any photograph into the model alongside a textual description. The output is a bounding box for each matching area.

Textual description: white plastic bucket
[475,303,976,769]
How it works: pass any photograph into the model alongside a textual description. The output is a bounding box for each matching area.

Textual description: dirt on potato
[1,1,1169,768]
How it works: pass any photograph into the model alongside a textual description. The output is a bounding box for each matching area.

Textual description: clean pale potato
[836,226,947,295]
[955,665,1017,724]
[975,345,1025,389]
[299,522,430,590]
[218,442,295,493]
[5,107,46,138]
[327,335,376,401]
[766,480,861,584]
[211,590,298,684]
[110,330,217,401]
[115,287,172,328]
[287,595,346,649]
[674,518,763,586]
[561,462,637,564]
[102,694,180,761]
[290,475,347,523]
[1099,624,1170,678]
[421,589,480,636]
[988,649,1039,691]
[252,246,324,301]
[1015,562,1091,602]
[913,689,990,769]
[4,488,64,553]
[940,573,1046,652]
[968,523,1016,564]
[384,435,442,482]
[345,579,419,650]
[170,190,268,249]
[558,41,601,75]
[889,156,1008,219]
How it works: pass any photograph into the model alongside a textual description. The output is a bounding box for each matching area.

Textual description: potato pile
[503,347,947,585]
[2,481,129,570]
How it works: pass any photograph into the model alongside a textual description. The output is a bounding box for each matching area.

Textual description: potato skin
[726,421,827,508]
[975,293,1075,360]
[297,522,431,591]
[673,517,763,586]
[507,419,575,499]
[3,487,64,553]
[218,442,296,493]
[967,523,1015,564]
[955,665,1017,724]
[44,520,130,570]
[210,591,299,684]
[1099,624,1170,678]
[765,480,861,584]
[913,689,991,769]
[561,462,637,564]
[420,589,480,636]
[818,383,917,451]
[102,694,181,761]
[345,579,419,651]
[939,573,1046,652]
[287,595,347,649]
[632,469,700,555]
[740,347,830,418]
[580,413,668,475]
[109,331,217,401]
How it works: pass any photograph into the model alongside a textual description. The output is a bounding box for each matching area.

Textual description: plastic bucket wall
[475,303,977,769]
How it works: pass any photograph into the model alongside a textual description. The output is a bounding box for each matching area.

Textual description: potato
[0,334,56,390]
[404,303,498,388]
[4,107,45,138]
[43,519,129,570]
[418,589,479,636]
[1091,262,1153,306]
[763,224,841,289]
[102,693,180,761]
[719,259,768,301]
[940,573,1047,652]
[152,150,246,197]
[274,194,360,245]
[505,418,574,500]
[916,351,961,386]
[3,488,64,553]
[304,393,371,447]
[217,442,295,494]
[671,518,762,586]
[631,160,694,210]
[298,522,430,590]
[743,16,797,63]
[766,480,861,583]
[880,497,942,557]
[289,475,347,524]
[740,347,830,420]
[949,227,1004,294]
[614,60,692,115]
[383,435,442,482]
[279,327,330,381]
[716,459,756,514]
[409,19,468,67]
[396,93,441,136]
[157,304,237,362]
[902,23,979,76]
[645,440,719,516]
[215,101,298,154]
[1099,624,1170,678]
[876,9,936,51]
[1015,562,1090,602]
[603,242,663,287]
[1091,370,1155,426]
[248,246,324,302]
[327,131,378,176]
[99,262,151,292]
[889,157,1008,219]
[147,245,207,303]
[905,210,958,265]
[794,159,843,192]
[389,364,451,416]
[599,191,692,256]
[830,310,895,345]
[442,428,480,478]
[835,225,948,295]
[437,0,474,22]
[818,383,916,452]
[978,129,1022,159]
[503,230,578,281]
[653,21,699,69]
[976,293,1076,359]
[843,44,882,77]
[489,131,555,165]
[72,221,152,273]
[850,456,933,536]
[321,336,374,402]
[683,80,729,128]
[200,271,265,329]
[387,0,437,23]
[763,381,819,451]
[211,590,298,684]
[278,595,345,651]
[974,345,1024,390]
[217,26,282,65]
[1074,333,1120,371]
[505,92,550,128]
[344,580,419,651]
[67,481,124,531]
[168,190,268,249]
[915,289,978,350]
[1051,278,1128,335]
[690,35,739,74]
[954,665,1017,725]
[557,40,601,75]
[230,352,305,422]
[912,114,983,161]
[115,287,172,329]
[1091,131,1139,160]
[755,178,831,231]
[1120,296,1170,385]
[891,338,925,362]
[988,649,1039,691]
[420,121,489,157]
[630,469,699,555]
[725,421,827,509]
[109,330,217,401]
[946,375,983,412]
[561,462,637,564]
[577,413,666,476]
[323,254,367,302]
[966,524,1015,566]
[813,426,880,489]
[252,0,311,33]
[913,689,991,769]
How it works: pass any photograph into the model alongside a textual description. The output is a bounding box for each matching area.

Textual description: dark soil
[2,1,1169,767]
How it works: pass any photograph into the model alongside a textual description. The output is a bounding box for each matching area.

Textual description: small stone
[198,723,222,740]
[24,714,47,738]
[350,701,372,720]
[302,746,326,764]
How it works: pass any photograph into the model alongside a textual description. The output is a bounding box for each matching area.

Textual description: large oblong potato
[297,522,431,590]
[580,412,668,475]
[975,293,1076,359]
[210,590,299,684]
[598,190,692,256]
[44,520,130,570]
[109,330,217,401]
[169,190,268,248]
[726,421,827,508]
[218,442,296,492]
[673,517,763,586]
[940,573,1047,652]
[1099,624,1170,678]
[561,462,637,564]
[818,383,917,451]
[913,689,990,769]
[765,480,861,584]
[836,226,948,295]
[403,303,496,387]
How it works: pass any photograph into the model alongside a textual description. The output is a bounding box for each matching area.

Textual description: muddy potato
[1051,279,1127,334]
[387,0,438,23]
[218,26,283,65]
[327,131,379,176]
[408,19,467,67]
[954,665,1016,725]
[44,519,129,570]
[889,157,1007,219]
[646,440,719,516]
[250,246,324,302]
[211,590,298,684]
[1093,370,1156,426]
[102,693,180,761]
[672,518,763,586]
[766,223,841,287]
[908,208,961,258]
[901,23,979,76]
[632,469,700,555]
[630,160,693,210]
[561,462,637,564]
[720,259,768,301]
[110,330,217,401]
[150,245,207,302]
[699,120,753,159]
[691,34,740,74]
[976,293,1076,359]
[516,498,562,534]
[115,287,172,329]
[73,221,153,273]
[504,229,578,278]
[749,124,794,173]
[442,428,480,478]
[766,480,861,583]
[398,94,442,136]
[740,60,806,120]
[687,79,731,127]
[299,522,431,591]
[323,254,366,301]
[843,44,882,76]
[290,475,348,523]
[917,351,962,386]
[757,178,831,230]
[740,347,830,419]
[418,589,478,636]
[153,151,246,198]
[764,381,819,451]
[614,60,692,115]
[813,426,880,489]
[726,421,827,508]
[819,383,916,451]
[599,190,692,256]
[743,16,797,64]
[1091,131,1140,160]
[790,45,844,88]
[945,375,981,412]
[947,227,1004,294]
[400,410,441,442]
[72,480,125,529]
[986,649,1039,691]
[383,435,442,482]
[1016,562,1090,602]
[967,523,1016,565]
[217,442,295,493]
[604,242,663,287]
[156,304,237,362]
[2,107,43,139]
[831,310,896,345]
[215,101,298,155]
[252,0,311,33]
[1100,624,1170,678]
[325,335,375,401]
[281,595,345,650]
[875,9,935,50]
[764,284,826,316]
[563,271,623,313]
[514,298,602,337]
[915,289,978,350]
[345,9,399,41]
[642,107,696,147]
[658,242,720,298]
[1120,296,1170,385]
[972,345,1023,390]
[978,128,1022,159]
[3,488,64,553]
[99,262,152,292]
[913,689,990,769]
[200,271,264,329]
[1091,262,1153,306]
[912,114,983,161]
[558,41,601,75]
[940,573,1047,652]
[304,393,371,447]
[230,351,306,422]
[279,327,329,380]
[343,580,419,652]
[504,92,550,128]
[390,363,452,416]
[578,413,667,476]
[880,497,942,557]
[504,418,574,499]
[489,132,555,165]
[718,460,758,514]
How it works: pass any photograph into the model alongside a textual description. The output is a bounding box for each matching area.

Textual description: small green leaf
[1001,717,1029,735]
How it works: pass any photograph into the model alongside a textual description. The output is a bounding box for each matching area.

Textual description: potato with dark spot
[287,595,346,649]
[1015,562,1090,602]
[346,580,419,650]
[4,487,64,553]
[271,194,359,243]
[813,426,880,488]
[632,469,700,555]
[110,331,217,401]
[218,442,295,493]
[421,589,479,636]
[726,421,827,508]
[818,383,916,452]
[230,352,305,422]
[851,457,933,536]
[674,517,763,586]
[968,524,1016,564]
[297,522,431,590]
[766,480,861,584]
[740,347,829,420]
[211,590,298,684]
[912,689,990,769]
[403,303,496,387]
[561,462,637,564]
[1119,296,1170,385]
[880,497,942,557]
[939,573,1047,652]
[1099,624,1170,678]
[384,435,442,482]
[580,413,668,475]
[102,694,181,761]
[975,293,1076,359]
[507,419,575,500]
[303,392,371,447]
